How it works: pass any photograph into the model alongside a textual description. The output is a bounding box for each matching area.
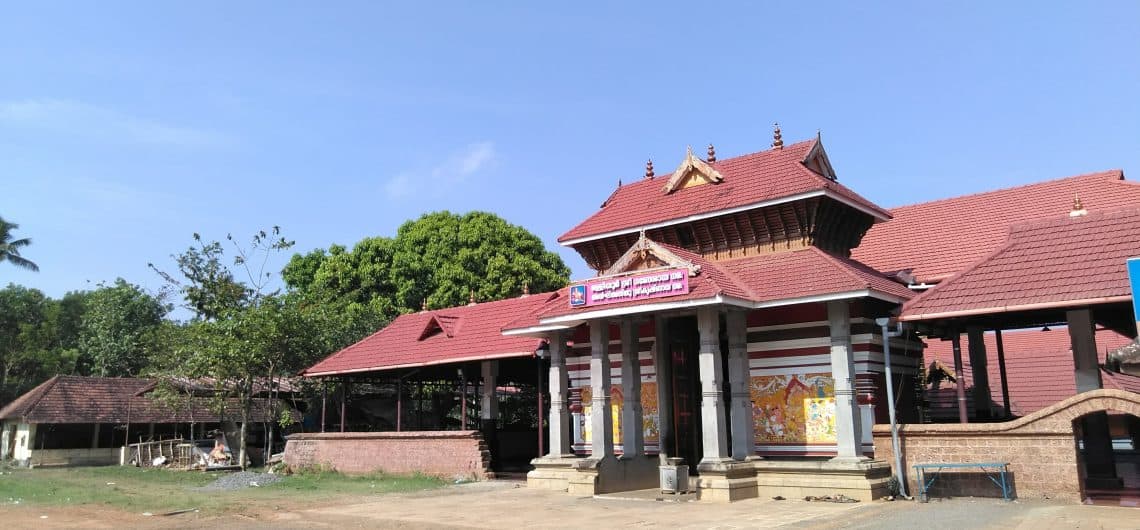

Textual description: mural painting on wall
[578,383,661,447]
[751,373,836,445]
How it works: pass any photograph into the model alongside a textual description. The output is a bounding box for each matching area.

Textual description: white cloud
[384,141,497,198]
[0,98,232,148]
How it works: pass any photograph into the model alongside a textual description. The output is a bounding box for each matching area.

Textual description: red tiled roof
[853,170,1140,283]
[559,139,890,243]
[304,295,554,376]
[0,376,281,424]
[900,207,1140,321]
[924,328,1136,416]
[507,244,913,327]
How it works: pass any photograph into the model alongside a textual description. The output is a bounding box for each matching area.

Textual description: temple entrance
[667,315,703,470]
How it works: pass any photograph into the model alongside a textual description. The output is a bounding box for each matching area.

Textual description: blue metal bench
[913,462,1012,502]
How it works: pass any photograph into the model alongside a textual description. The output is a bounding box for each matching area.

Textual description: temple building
[291,126,1140,503]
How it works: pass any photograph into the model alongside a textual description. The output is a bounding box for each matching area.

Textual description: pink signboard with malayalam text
[568,268,690,308]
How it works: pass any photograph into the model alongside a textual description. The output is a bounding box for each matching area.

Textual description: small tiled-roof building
[0,375,282,467]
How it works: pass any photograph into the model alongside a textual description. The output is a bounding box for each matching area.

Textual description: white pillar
[697,307,729,464]
[546,332,573,457]
[620,319,644,458]
[827,300,866,462]
[652,316,673,459]
[589,320,614,458]
[726,310,754,461]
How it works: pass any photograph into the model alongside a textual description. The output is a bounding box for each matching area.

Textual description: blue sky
[2,2,1139,304]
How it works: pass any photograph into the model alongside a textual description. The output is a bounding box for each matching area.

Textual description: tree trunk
[239,380,252,469]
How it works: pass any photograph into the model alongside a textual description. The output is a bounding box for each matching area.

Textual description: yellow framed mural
[751,373,836,445]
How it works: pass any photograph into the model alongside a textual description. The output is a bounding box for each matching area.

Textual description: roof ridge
[1007,204,1140,234]
[888,169,1124,211]
[808,247,874,288]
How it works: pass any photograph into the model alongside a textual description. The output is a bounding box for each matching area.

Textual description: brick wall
[873,389,1140,501]
[283,430,491,478]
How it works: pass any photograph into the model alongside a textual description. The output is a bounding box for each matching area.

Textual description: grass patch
[0,466,445,515]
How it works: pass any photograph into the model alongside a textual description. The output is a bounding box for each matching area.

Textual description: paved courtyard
[6,480,1138,529]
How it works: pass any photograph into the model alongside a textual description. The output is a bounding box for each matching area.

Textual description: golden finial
[772,123,783,149]
[645,159,654,180]
[421,298,428,312]
[468,290,476,305]
[1070,194,1087,217]
[707,143,716,162]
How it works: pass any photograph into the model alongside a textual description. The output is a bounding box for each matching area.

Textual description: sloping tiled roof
[559,139,890,243]
[853,170,1140,283]
[507,243,913,327]
[900,207,1140,321]
[303,294,553,376]
[923,328,1136,416]
[0,376,281,424]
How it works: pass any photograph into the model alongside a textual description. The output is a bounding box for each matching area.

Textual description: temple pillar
[951,333,969,423]
[619,319,643,458]
[726,310,754,461]
[481,360,499,454]
[652,316,674,459]
[1067,308,1119,487]
[697,307,729,464]
[966,326,992,419]
[589,320,614,458]
[546,331,572,458]
[827,300,866,462]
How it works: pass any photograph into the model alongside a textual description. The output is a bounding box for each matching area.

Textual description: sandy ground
[3,481,1137,529]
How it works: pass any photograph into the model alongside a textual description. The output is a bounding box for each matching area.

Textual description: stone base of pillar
[565,454,659,496]
[753,459,892,502]
[526,455,581,492]
[694,460,759,502]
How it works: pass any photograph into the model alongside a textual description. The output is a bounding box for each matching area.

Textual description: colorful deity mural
[578,382,660,448]
[751,373,836,445]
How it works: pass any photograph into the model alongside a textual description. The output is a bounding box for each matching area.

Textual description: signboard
[569,268,690,308]
[1128,257,1140,327]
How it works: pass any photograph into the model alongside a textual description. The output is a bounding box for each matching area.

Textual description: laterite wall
[284,430,491,478]
[873,389,1140,501]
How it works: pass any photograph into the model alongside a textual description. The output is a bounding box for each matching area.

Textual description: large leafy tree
[0,285,86,402]
[284,211,570,313]
[0,217,38,273]
[77,279,170,377]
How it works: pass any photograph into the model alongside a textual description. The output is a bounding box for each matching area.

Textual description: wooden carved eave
[602,232,701,277]
[662,146,724,194]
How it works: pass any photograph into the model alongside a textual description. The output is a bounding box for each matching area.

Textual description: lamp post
[535,341,550,457]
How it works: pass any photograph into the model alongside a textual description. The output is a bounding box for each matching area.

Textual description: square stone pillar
[726,310,754,461]
[652,316,674,459]
[827,300,866,462]
[1067,308,1119,486]
[951,333,969,424]
[966,326,992,419]
[546,331,573,458]
[697,307,729,464]
[481,360,499,434]
[589,320,614,457]
[619,319,644,458]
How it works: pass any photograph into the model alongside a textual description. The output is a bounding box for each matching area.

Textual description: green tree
[0,217,38,273]
[77,279,170,377]
[0,284,82,401]
[151,227,299,467]
[284,211,569,313]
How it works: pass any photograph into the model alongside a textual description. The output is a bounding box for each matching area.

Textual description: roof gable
[661,146,724,193]
[419,314,459,340]
[602,232,701,277]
